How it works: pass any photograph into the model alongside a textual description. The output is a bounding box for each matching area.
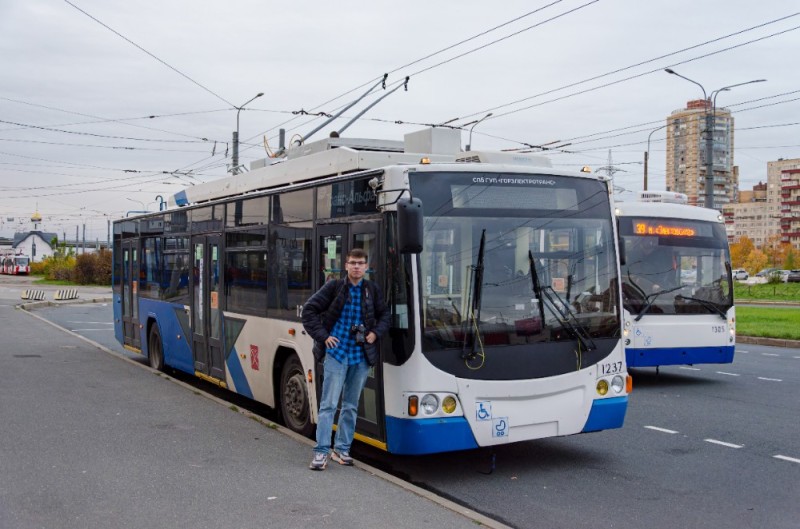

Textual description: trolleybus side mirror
[397,197,423,254]
[618,236,626,266]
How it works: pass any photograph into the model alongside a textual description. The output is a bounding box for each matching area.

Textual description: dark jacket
[301,278,391,366]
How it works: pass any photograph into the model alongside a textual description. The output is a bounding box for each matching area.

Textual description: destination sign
[633,222,696,237]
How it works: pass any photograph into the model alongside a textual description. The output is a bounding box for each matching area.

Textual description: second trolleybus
[112,127,630,454]
[616,193,735,368]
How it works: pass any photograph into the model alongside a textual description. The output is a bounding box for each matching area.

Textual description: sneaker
[309,452,329,471]
[331,450,354,466]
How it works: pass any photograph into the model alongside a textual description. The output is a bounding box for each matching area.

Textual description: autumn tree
[786,248,797,270]
[762,235,787,267]
[730,236,755,270]
[743,248,768,275]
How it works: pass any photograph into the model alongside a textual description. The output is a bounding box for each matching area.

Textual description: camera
[350,324,367,345]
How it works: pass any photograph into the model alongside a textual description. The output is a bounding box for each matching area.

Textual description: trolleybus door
[190,234,225,381]
[121,239,141,349]
[313,221,385,444]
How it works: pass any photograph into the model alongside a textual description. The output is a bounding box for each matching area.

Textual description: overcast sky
[2,0,798,241]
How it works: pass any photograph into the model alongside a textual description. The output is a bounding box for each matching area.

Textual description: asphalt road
[16,295,800,529]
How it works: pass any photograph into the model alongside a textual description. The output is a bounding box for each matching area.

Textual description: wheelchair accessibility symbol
[492,417,509,438]
[476,401,492,421]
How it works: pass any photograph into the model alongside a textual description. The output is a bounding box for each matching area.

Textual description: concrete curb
[17,296,113,311]
[737,335,800,348]
[20,305,512,529]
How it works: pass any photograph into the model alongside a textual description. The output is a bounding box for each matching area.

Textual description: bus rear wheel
[148,325,165,371]
[279,355,313,437]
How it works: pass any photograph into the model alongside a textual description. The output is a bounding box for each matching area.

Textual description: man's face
[345,256,367,282]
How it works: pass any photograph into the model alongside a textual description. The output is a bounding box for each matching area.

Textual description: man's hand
[365,331,377,344]
[324,336,340,349]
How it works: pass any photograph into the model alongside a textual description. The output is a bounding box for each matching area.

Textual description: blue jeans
[314,355,370,454]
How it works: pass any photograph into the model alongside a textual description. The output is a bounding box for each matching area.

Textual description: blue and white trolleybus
[112,128,630,454]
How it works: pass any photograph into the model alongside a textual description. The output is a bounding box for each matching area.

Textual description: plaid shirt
[327,281,365,366]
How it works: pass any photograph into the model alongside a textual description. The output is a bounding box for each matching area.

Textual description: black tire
[148,325,165,371]
[279,355,314,437]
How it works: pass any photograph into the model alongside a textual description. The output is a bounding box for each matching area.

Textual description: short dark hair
[347,248,368,261]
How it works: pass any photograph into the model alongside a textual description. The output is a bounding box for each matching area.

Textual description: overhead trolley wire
[467,14,800,123]
[0,118,210,143]
[236,1,595,157]
[0,97,227,142]
[63,0,234,108]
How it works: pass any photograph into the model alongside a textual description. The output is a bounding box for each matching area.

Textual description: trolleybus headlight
[611,375,625,394]
[442,395,457,414]
[596,379,609,396]
[421,394,439,415]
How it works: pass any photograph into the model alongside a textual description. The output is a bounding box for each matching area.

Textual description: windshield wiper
[676,295,728,319]
[528,250,596,352]
[527,251,546,325]
[461,229,486,359]
[634,285,684,321]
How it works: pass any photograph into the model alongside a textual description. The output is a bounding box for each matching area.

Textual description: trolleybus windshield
[618,216,732,317]
[410,171,620,380]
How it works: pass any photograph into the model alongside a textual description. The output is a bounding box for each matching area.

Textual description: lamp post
[466,113,492,151]
[231,92,264,175]
[644,124,668,191]
[665,69,765,209]
[126,198,146,211]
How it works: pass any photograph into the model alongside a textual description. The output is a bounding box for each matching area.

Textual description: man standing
[301,248,390,470]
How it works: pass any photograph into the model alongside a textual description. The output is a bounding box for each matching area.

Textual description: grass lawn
[736,306,800,340]
[734,282,800,302]
[32,277,76,286]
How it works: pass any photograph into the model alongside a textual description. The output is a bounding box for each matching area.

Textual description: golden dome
[31,211,42,222]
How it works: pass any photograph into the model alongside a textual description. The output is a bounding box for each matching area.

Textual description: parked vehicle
[755,267,778,277]
[786,270,800,283]
[732,269,749,280]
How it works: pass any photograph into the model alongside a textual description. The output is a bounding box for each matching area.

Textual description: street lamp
[231,92,264,175]
[644,123,668,191]
[126,197,146,211]
[665,69,765,209]
[466,113,492,151]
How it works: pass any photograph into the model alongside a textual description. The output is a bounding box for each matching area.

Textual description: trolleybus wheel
[148,325,165,371]
[279,355,313,437]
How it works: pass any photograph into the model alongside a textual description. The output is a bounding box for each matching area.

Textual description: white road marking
[704,439,743,449]
[757,377,782,382]
[737,350,749,353]
[716,371,740,376]
[761,353,779,357]
[70,329,114,332]
[679,367,701,371]
[774,455,800,464]
[67,321,112,324]
[645,426,679,434]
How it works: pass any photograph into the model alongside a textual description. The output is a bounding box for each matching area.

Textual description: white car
[732,269,749,280]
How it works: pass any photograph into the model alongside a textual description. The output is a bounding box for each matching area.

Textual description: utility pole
[231,92,263,175]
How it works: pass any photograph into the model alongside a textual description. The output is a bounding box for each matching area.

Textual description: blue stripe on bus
[385,416,478,455]
[581,396,628,433]
[626,345,735,367]
[113,293,123,344]
[139,298,194,374]
[225,348,253,399]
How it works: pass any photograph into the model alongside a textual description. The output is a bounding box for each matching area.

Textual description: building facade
[779,167,800,250]
[665,99,736,209]
[722,158,800,249]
